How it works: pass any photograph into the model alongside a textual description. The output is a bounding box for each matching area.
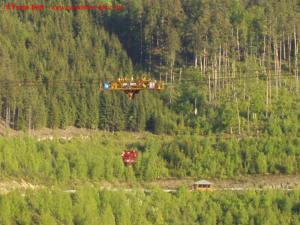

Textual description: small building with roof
[192,180,213,191]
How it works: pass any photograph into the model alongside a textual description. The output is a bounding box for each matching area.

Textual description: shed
[193,180,213,190]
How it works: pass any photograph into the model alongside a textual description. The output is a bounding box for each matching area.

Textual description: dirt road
[1,175,299,195]
[142,175,300,190]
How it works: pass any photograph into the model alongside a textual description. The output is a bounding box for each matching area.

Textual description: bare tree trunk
[200,55,203,71]
[169,72,172,105]
[288,35,291,72]
[28,106,31,131]
[179,67,182,82]
[165,72,168,84]
[224,47,227,89]
[243,79,246,100]
[213,68,216,100]
[294,25,298,93]
[266,73,269,118]
[203,48,206,73]
[269,70,272,106]
[283,32,286,60]
[140,16,143,65]
[214,54,217,100]
[232,61,236,95]
[5,103,10,128]
[274,41,279,99]
[149,35,153,72]
[235,93,241,135]
[263,35,266,66]
[208,71,211,102]
[170,62,173,82]
[219,45,222,90]
[12,104,16,129]
[247,96,250,134]
[237,27,240,61]
[259,57,262,67]
[250,37,253,57]
[268,26,272,105]
[279,40,282,87]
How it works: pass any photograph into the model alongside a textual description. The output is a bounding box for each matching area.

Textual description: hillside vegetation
[0,189,300,225]
[0,1,300,224]
[0,0,299,137]
[0,134,299,183]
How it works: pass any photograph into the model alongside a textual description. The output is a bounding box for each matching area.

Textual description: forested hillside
[1,189,300,225]
[0,0,299,136]
[0,134,299,182]
[1,2,300,225]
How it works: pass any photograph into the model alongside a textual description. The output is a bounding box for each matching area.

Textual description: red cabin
[121,150,138,165]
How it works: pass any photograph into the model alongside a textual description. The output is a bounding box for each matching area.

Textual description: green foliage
[0,0,299,136]
[0,134,298,182]
[0,7,180,133]
[0,189,300,225]
[0,2,299,224]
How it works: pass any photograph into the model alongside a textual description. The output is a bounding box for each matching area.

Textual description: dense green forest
[0,189,300,225]
[1,1,300,224]
[0,0,299,136]
[0,134,299,182]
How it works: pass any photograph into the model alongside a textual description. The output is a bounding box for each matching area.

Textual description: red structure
[121,150,138,165]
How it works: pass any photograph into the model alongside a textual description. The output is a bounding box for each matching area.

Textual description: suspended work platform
[99,77,165,100]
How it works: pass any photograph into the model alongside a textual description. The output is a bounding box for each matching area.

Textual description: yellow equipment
[100,76,165,100]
